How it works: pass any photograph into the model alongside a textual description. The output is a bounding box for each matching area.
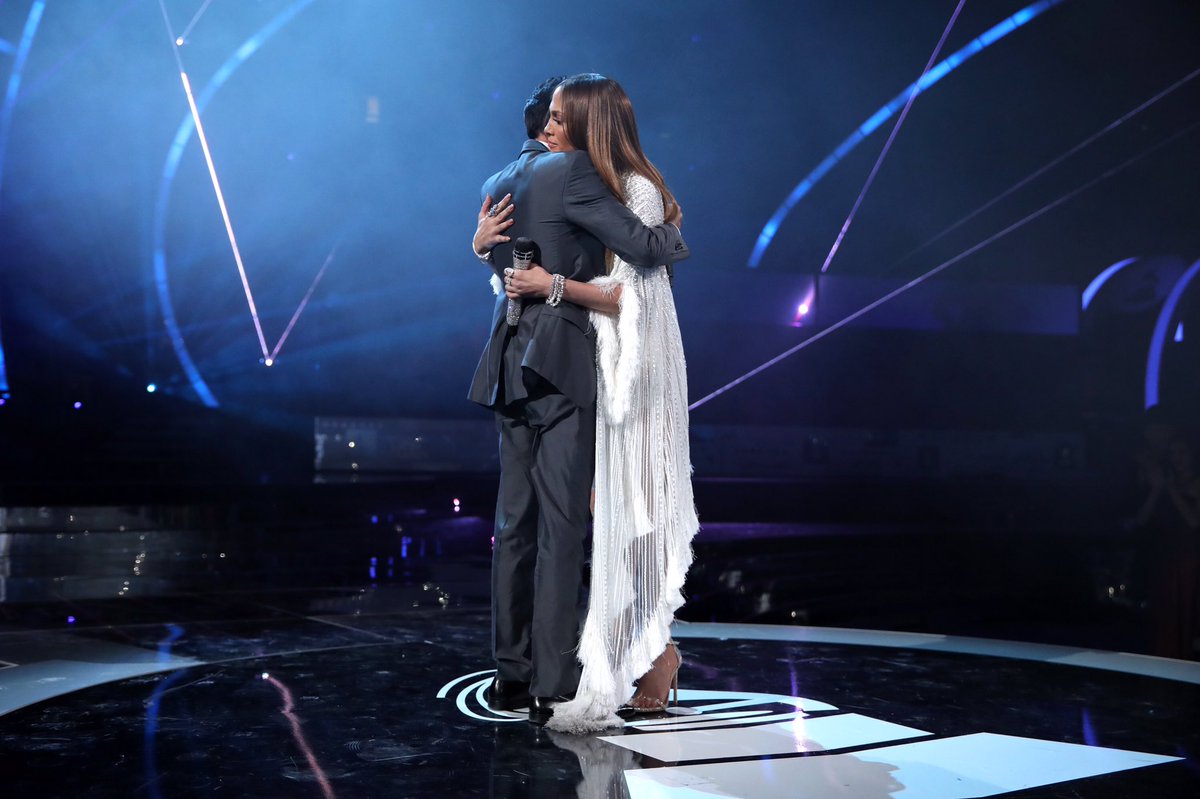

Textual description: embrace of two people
[468,74,699,732]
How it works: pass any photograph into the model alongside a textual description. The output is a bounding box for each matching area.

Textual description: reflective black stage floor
[1,589,1198,798]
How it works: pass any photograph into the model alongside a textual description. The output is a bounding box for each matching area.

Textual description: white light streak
[178,70,271,360]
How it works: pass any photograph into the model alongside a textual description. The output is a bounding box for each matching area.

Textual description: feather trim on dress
[547,172,699,734]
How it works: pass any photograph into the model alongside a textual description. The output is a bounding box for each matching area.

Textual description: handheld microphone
[506,237,535,327]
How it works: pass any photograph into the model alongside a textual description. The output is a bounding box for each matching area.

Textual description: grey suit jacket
[469,140,689,410]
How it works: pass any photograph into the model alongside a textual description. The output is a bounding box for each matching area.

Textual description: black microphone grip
[506,237,535,327]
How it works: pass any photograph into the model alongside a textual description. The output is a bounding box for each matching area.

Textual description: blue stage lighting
[153,0,317,408]
[1082,257,1138,310]
[0,1,45,209]
[1145,258,1200,409]
[748,0,1065,269]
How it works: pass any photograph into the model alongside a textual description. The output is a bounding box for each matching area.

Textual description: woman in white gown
[494,73,699,733]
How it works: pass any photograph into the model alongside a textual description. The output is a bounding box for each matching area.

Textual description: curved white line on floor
[672,622,1200,685]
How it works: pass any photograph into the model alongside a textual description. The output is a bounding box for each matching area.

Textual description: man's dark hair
[524,76,565,139]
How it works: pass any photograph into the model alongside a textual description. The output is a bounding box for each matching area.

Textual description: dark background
[0,0,1198,489]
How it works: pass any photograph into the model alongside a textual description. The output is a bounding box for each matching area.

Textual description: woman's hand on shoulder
[474,193,515,256]
[667,202,682,228]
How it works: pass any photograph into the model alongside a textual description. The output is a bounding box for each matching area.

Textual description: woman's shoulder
[621,172,661,208]
[622,171,657,192]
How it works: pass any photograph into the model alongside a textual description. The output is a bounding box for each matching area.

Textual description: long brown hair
[557,74,680,225]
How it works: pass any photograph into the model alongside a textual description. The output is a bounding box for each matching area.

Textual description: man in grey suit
[469,78,688,725]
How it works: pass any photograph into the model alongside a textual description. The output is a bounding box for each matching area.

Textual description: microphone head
[513,237,534,256]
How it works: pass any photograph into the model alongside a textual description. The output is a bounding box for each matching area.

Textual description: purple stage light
[695,122,1200,412]
[793,289,816,327]
[72,401,82,410]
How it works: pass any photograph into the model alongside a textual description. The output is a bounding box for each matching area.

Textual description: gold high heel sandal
[625,642,682,714]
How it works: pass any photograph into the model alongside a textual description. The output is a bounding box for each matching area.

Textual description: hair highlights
[557,73,679,224]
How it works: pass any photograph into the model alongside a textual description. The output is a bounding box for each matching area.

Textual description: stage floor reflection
[1,591,1197,798]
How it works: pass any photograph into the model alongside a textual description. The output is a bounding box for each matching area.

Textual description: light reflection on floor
[623,734,1180,799]
[1,607,1196,798]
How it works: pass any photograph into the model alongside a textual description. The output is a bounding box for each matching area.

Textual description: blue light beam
[694,120,1200,412]
[0,0,46,210]
[818,0,966,274]
[1082,257,1138,310]
[1145,259,1200,410]
[748,0,1067,269]
[0,1,46,398]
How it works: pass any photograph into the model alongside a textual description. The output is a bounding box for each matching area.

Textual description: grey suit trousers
[492,373,595,698]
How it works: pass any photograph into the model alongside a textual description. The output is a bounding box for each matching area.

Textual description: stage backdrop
[0,0,1197,479]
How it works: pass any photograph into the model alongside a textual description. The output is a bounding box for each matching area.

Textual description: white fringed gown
[547,172,699,733]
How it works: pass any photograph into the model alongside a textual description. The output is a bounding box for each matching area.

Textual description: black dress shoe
[485,677,531,712]
[528,695,571,726]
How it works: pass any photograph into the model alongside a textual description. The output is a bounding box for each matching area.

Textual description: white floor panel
[0,634,198,716]
[623,732,1181,799]
[606,713,931,762]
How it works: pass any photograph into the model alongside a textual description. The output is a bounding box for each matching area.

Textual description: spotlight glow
[264,358,274,367]
[72,401,82,410]
[792,289,816,326]
[146,383,157,393]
